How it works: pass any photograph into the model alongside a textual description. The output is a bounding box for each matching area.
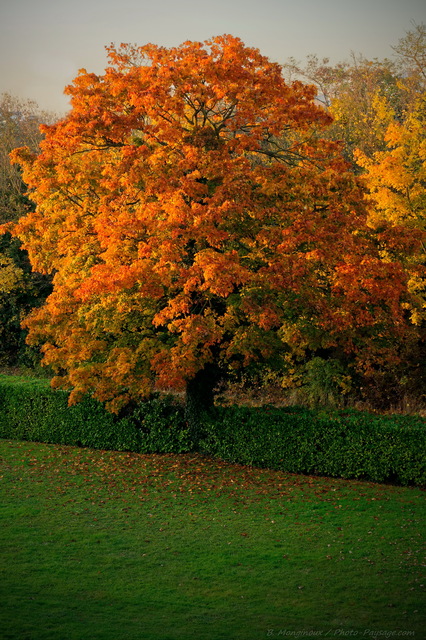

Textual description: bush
[301,357,351,408]
[1,375,424,486]
[198,405,426,487]
[0,375,189,453]
[125,397,192,453]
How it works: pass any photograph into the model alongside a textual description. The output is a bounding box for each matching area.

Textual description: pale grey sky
[1,0,425,115]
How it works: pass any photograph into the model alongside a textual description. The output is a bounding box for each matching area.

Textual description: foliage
[199,405,426,486]
[7,36,419,413]
[0,375,190,453]
[283,24,426,168]
[351,51,426,400]
[282,26,426,406]
[0,94,55,366]
[355,96,426,323]
[0,374,424,486]
[0,233,52,367]
[300,356,351,408]
[283,54,403,167]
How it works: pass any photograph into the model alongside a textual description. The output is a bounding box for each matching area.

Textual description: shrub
[198,405,426,486]
[301,357,351,408]
[0,375,189,453]
[1,375,424,486]
[125,397,192,453]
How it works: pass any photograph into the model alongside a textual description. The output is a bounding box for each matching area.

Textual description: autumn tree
[353,94,426,400]
[283,54,404,168]
[8,36,419,422]
[283,25,426,170]
[348,28,426,402]
[0,94,54,367]
[392,22,426,95]
[283,25,426,407]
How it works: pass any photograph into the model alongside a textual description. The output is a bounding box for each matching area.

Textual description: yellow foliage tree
[355,96,426,325]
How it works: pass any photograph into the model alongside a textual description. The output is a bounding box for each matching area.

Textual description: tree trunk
[185,363,221,444]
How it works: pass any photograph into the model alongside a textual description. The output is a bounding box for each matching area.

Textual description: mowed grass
[0,439,424,640]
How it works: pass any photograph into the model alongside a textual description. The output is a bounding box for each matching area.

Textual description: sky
[1,0,425,115]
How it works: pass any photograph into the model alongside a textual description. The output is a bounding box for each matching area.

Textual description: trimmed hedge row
[0,375,191,454]
[0,375,425,486]
[198,405,426,486]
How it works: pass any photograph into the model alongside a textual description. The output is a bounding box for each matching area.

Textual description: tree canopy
[7,35,422,412]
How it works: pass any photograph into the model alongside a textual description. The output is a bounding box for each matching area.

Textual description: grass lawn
[0,439,424,640]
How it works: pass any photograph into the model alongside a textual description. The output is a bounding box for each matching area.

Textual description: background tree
[283,24,425,169]
[392,22,426,95]
[353,94,426,403]
[0,93,56,223]
[8,36,418,421]
[0,94,54,367]
[281,27,426,407]
[284,54,403,167]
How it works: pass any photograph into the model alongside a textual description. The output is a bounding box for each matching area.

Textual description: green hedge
[0,375,191,453]
[198,405,426,487]
[0,375,425,486]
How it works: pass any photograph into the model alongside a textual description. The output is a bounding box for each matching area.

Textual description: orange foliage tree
[8,36,419,417]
